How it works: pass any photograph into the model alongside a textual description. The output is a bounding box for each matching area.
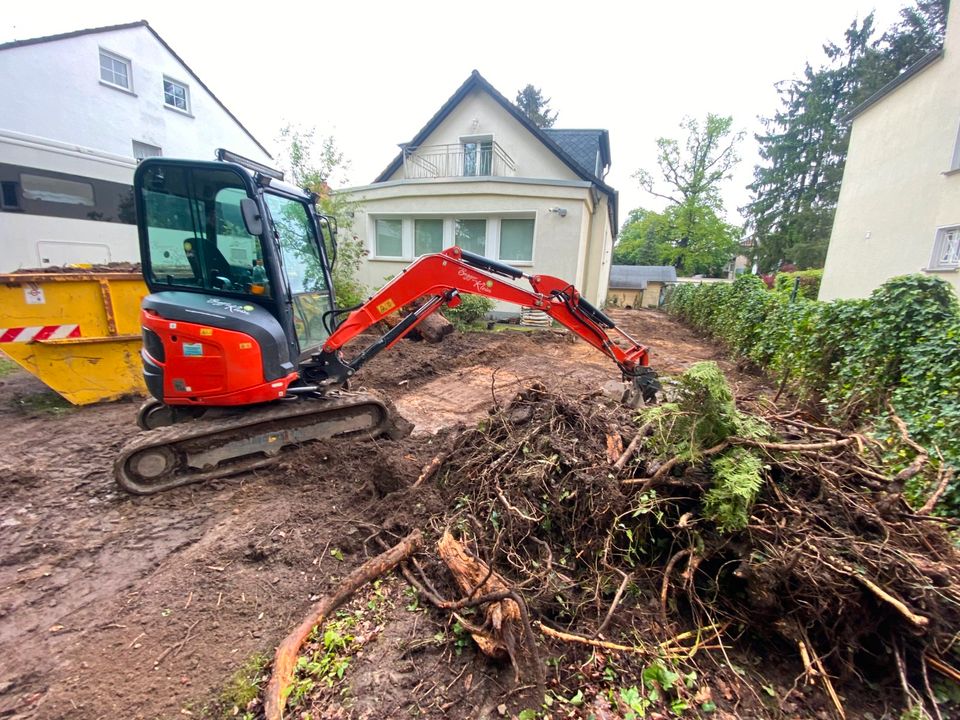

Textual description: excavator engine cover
[140,292,298,406]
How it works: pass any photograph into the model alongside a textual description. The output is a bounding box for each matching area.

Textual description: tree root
[263,529,423,720]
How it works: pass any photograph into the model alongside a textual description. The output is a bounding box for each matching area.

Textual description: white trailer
[0,129,139,271]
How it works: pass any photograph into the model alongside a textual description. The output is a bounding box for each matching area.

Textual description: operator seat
[183,238,234,288]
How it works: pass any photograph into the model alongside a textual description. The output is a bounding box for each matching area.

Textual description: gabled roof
[542,129,610,178]
[845,48,944,122]
[0,20,271,159]
[373,70,617,230]
[609,265,677,290]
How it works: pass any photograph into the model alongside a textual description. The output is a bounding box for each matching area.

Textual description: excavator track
[114,391,405,495]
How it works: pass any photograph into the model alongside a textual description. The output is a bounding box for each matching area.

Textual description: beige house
[607,265,677,308]
[343,71,618,312]
[819,3,960,300]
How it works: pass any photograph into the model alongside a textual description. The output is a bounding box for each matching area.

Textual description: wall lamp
[548,206,567,218]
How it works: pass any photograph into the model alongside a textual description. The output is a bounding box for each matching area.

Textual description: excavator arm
[303,247,660,402]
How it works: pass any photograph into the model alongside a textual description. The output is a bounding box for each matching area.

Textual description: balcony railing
[400,142,517,179]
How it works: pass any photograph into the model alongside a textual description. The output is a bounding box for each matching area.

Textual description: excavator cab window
[262,192,333,353]
[139,164,269,299]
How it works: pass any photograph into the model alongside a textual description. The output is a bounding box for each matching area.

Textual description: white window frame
[99,48,133,92]
[453,217,489,257]
[459,134,494,177]
[372,217,405,260]
[928,225,960,271]
[163,76,191,114]
[951,122,960,172]
[413,218,445,257]
[367,212,536,266]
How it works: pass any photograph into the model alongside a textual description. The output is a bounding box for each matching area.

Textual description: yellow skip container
[0,272,148,405]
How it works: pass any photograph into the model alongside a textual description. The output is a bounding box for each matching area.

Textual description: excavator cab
[134,153,339,413]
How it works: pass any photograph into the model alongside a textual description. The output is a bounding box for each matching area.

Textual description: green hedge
[773,269,823,300]
[665,274,960,512]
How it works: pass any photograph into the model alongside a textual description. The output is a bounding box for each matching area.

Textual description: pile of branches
[436,382,635,623]
[264,363,959,719]
[420,364,960,714]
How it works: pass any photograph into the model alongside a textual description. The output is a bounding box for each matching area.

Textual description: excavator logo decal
[457,268,492,295]
[206,298,253,315]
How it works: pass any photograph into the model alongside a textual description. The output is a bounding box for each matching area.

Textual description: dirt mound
[268,367,960,720]
[10,262,142,274]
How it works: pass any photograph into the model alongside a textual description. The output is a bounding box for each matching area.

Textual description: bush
[644,362,768,531]
[773,269,823,300]
[441,294,494,329]
[645,361,767,461]
[331,235,367,308]
[665,274,960,512]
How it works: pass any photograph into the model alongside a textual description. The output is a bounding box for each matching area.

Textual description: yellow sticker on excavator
[376,298,396,315]
[200,328,213,336]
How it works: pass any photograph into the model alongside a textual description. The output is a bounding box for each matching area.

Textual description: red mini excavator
[114,152,659,494]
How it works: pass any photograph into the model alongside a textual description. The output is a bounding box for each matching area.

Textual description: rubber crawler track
[114,391,403,495]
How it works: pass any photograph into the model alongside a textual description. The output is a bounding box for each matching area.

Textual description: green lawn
[0,353,19,377]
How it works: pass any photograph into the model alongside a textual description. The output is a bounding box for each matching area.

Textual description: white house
[343,71,618,311]
[0,20,272,270]
[819,3,960,300]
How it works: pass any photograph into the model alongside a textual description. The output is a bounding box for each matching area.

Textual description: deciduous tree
[277,125,366,306]
[627,115,743,276]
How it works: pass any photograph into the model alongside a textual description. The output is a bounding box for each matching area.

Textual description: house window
[499,219,534,262]
[132,141,162,160]
[929,226,960,270]
[163,77,190,113]
[455,219,487,255]
[99,49,131,90]
[375,219,402,257]
[952,122,960,171]
[414,219,443,256]
[461,136,493,177]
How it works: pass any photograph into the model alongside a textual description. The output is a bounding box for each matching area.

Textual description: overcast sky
[3,0,908,226]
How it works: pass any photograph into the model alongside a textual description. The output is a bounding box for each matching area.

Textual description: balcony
[400,142,517,180]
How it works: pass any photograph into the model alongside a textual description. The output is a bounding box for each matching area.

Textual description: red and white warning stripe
[0,325,81,343]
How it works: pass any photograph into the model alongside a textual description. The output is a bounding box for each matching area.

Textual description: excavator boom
[302,246,659,401]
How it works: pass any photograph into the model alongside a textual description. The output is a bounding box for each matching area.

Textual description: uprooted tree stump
[378,297,454,343]
[437,529,521,663]
[426,367,960,715]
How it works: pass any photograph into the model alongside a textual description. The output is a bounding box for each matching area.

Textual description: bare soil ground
[1,310,785,719]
